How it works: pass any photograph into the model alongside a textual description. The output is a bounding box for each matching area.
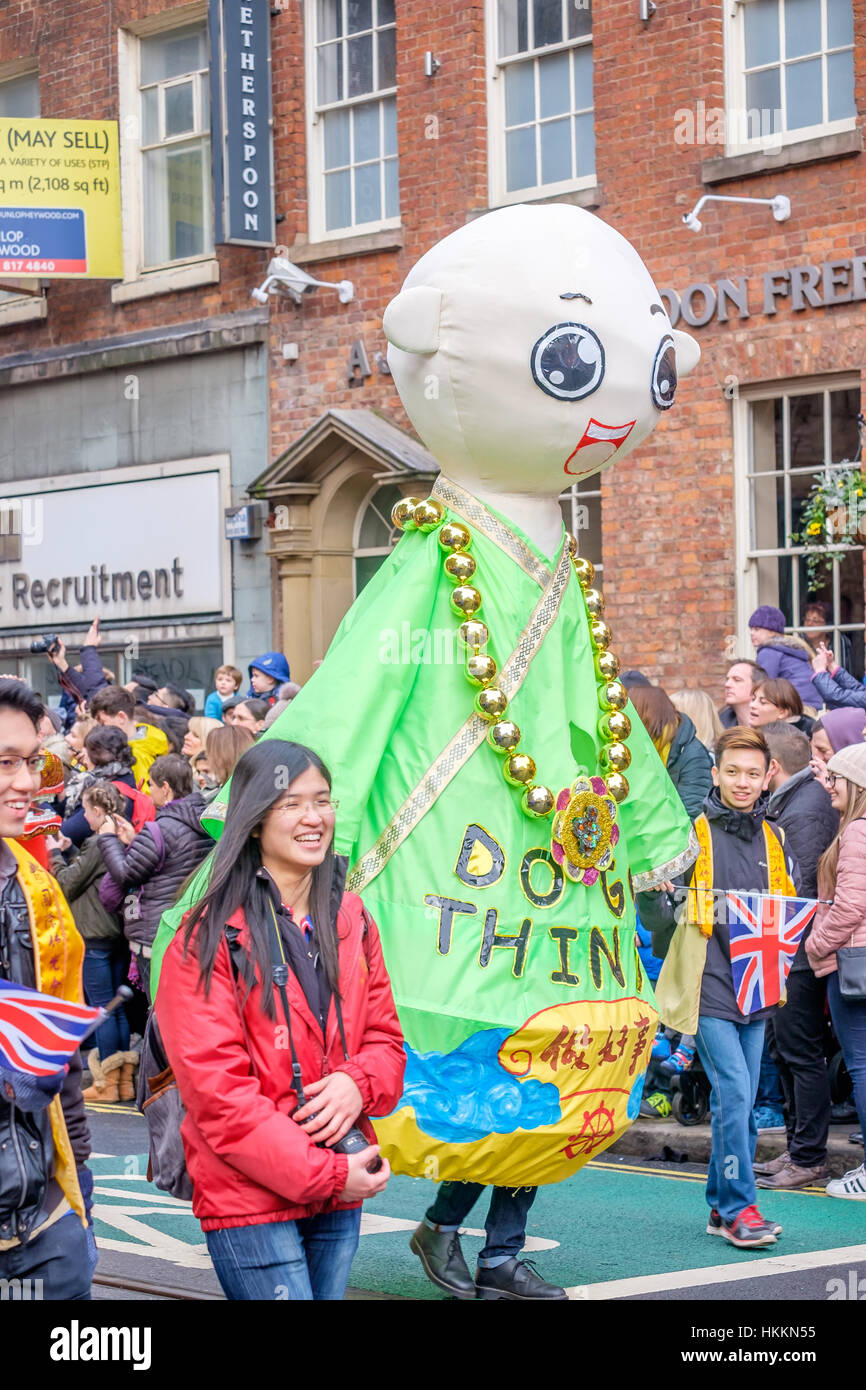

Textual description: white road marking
[94,1185,192,1207]
[93,1208,213,1270]
[567,1243,866,1300]
[360,1212,558,1251]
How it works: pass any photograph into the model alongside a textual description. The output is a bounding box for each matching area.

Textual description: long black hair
[84,725,135,771]
[183,740,341,1015]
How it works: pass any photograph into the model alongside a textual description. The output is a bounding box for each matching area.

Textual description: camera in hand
[328,1125,383,1173]
[30,634,60,655]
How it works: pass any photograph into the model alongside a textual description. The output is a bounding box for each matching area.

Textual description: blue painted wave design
[394,1028,561,1144]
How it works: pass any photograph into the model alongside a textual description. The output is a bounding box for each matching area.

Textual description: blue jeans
[827,973,866,1139]
[695,1015,766,1222]
[426,1182,537,1267]
[0,1210,92,1299]
[755,1036,784,1109]
[205,1208,362,1300]
[82,943,130,1057]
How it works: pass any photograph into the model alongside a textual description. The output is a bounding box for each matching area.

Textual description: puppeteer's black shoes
[409,1223,477,1299]
[475,1258,568,1301]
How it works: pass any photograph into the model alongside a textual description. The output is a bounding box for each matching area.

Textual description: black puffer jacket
[97,792,214,949]
[666,713,714,821]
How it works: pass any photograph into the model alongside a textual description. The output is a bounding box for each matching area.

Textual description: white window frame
[113,5,219,303]
[0,62,48,327]
[486,0,595,209]
[352,480,403,598]
[305,0,400,245]
[733,372,863,652]
[560,475,603,577]
[723,0,857,157]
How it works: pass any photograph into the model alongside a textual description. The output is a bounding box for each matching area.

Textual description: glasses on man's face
[0,753,46,779]
[270,796,339,817]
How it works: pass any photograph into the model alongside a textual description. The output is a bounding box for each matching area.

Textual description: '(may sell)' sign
[0,473,225,627]
[0,119,122,278]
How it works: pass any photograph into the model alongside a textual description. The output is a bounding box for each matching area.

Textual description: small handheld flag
[0,977,101,1078]
[726,893,819,1013]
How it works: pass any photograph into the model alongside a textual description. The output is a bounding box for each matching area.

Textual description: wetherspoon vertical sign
[209,0,275,247]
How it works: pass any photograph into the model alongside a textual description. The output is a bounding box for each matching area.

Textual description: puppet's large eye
[530,323,605,402]
[651,336,678,411]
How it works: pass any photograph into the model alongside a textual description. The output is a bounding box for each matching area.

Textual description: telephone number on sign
[0,260,55,272]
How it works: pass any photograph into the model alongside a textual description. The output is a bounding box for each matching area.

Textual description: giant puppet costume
[157,204,700,1187]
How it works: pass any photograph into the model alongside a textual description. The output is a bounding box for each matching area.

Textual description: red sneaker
[720,1204,778,1249]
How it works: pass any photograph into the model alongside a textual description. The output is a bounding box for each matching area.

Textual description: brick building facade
[1,0,864,700]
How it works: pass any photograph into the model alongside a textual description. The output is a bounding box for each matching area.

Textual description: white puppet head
[383,204,699,498]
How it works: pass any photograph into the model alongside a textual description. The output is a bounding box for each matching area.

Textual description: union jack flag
[0,978,101,1077]
[726,893,819,1013]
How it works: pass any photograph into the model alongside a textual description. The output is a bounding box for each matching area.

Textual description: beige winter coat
[807,819,866,977]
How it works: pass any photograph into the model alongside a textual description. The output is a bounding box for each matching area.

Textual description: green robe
[153,477,694,1186]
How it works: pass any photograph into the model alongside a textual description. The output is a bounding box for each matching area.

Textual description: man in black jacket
[756,722,839,1191]
[0,679,94,1298]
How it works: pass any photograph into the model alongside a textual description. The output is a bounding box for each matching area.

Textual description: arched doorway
[354,482,405,595]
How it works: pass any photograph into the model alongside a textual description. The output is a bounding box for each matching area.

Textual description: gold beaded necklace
[392,493,635,881]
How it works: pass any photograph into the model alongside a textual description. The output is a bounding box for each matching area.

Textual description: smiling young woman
[155,739,406,1300]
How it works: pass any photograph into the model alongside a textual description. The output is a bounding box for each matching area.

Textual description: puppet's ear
[383,286,442,354]
[672,328,700,376]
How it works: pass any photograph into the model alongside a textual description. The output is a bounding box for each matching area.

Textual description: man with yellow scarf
[638,727,800,1250]
[0,679,94,1297]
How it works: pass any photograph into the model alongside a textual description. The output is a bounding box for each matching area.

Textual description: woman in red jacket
[156,739,406,1298]
[807,740,866,1201]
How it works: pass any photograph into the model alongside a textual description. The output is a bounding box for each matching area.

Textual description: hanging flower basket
[791,463,866,585]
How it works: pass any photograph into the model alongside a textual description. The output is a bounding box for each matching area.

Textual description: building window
[742,379,864,676]
[559,473,602,576]
[138,23,212,268]
[0,71,45,316]
[489,0,594,206]
[354,482,403,594]
[308,0,399,240]
[0,70,39,116]
[727,0,856,151]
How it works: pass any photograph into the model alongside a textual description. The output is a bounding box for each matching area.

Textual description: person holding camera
[43,619,108,733]
[155,739,406,1300]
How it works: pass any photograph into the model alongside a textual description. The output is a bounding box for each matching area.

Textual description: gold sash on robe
[5,839,87,1226]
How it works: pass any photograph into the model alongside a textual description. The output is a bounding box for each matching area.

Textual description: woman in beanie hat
[748,606,819,707]
[809,710,866,792]
[807,741,866,1199]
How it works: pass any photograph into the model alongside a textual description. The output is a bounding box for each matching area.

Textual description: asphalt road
[84,1102,866,1306]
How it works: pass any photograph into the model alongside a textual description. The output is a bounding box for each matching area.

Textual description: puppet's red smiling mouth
[564,418,636,472]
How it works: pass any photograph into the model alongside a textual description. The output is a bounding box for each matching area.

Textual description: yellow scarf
[4,839,87,1225]
[687,813,792,938]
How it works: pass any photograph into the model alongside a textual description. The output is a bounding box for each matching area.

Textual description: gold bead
[488,720,521,753]
[504,752,536,786]
[458,619,488,651]
[451,585,482,617]
[444,551,476,583]
[606,772,630,803]
[413,498,445,533]
[572,556,595,587]
[583,587,605,617]
[522,784,556,818]
[475,687,508,721]
[600,711,632,742]
[590,619,612,651]
[396,496,422,531]
[466,654,497,688]
[601,741,632,772]
[391,498,417,531]
[595,650,621,681]
[439,522,472,552]
[600,679,628,711]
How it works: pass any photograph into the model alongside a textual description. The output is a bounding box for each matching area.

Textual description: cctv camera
[250,256,355,306]
[682,211,702,232]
